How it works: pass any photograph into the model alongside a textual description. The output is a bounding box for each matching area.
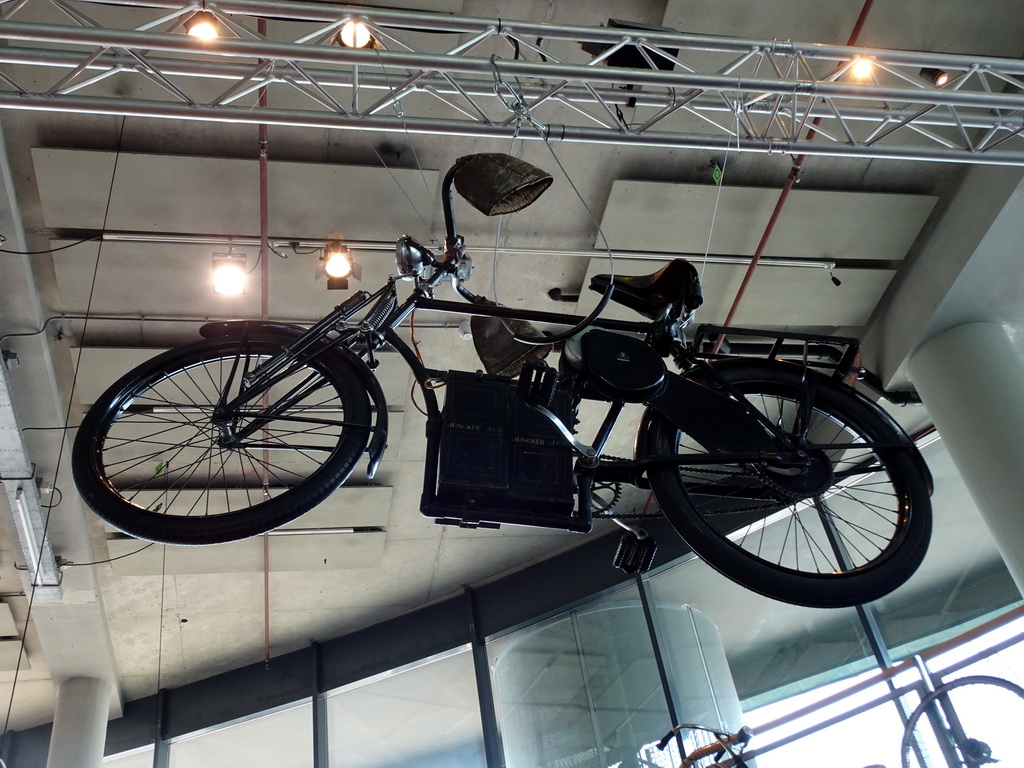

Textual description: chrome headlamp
[395,235,435,280]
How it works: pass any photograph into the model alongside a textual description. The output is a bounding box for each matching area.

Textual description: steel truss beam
[2,0,1024,164]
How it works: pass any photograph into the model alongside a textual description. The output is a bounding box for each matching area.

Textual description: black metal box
[436,371,575,523]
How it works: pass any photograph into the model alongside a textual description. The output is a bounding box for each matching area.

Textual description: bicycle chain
[614,462,794,520]
[591,459,797,520]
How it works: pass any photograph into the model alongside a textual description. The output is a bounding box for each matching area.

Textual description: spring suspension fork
[363,292,398,329]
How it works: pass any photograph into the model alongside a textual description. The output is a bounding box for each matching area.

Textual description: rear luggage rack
[692,324,921,405]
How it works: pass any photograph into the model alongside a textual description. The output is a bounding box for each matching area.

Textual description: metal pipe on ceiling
[64,0,1024,74]
[94,232,839,270]
[2,4,1024,163]
[0,47,1017,134]
[5,92,1024,165]
[3,21,1024,111]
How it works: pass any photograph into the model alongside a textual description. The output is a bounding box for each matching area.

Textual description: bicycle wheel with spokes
[73,335,372,545]
[902,675,1024,768]
[643,362,931,608]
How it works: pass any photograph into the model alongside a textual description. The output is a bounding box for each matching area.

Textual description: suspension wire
[699,107,741,281]
[0,115,127,748]
[486,55,617,346]
[372,47,439,244]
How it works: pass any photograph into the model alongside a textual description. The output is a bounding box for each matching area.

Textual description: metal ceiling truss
[2,0,1024,164]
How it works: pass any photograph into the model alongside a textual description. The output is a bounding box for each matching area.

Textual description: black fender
[199,320,390,480]
[637,356,933,493]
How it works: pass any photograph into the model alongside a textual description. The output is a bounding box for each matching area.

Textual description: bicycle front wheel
[73,335,372,544]
[901,675,1024,768]
[643,363,931,608]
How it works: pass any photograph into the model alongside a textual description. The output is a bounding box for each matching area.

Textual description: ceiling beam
[1,1,1024,163]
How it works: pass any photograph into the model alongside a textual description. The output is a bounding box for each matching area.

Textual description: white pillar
[910,322,1024,595]
[46,677,112,768]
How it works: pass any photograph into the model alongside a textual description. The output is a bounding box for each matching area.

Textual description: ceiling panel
[108,528,386,576]
[105,485,393,575]
[0,601,15,636]
[99,486,392,534]
[574,259,895,328]
[0,639,25,671]
[32,149,439,242]
[598,181,936,262]
[50,239,425,327]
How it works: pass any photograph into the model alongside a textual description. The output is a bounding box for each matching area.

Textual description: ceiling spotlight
[322,243,354,290]
[338,19,375,48]
[920,67,949,87]
[323,244,352,278]
[851,57,874,80]
[212,253,246,295]
[185,10,219,40]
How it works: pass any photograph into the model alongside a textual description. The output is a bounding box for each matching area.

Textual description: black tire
[73,335,372,544]
[643,362,932,608]
[901,675,1024,768]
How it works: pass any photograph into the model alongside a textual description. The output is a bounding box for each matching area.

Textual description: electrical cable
[0,234,101,254]
[39,486,62,510]
[62,541,156,568]
[0,315,63,345]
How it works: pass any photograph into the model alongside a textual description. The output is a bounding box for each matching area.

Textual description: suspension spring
[363,295,398,330]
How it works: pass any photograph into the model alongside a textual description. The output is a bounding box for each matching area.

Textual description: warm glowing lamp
[212,253,246,295]
[323,245,353,278]
[851,57,874,80]
[339,19,373,48]
[185,10,219,39]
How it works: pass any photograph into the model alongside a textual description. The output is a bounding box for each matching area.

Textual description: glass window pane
[645,555,875,710]
[872,439,1021,659]
[168,701,312,768]
[103,747,154,767]
[488,582,675,768]
[747,689,909,768]
[324,646,484,768]
[929,612,1024,680]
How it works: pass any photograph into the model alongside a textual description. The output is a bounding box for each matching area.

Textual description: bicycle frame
[195,148,904,535]
[199,251,823,535]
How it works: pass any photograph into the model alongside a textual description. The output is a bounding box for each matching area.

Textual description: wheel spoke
[75,338,372,543]
[647,366,929,607]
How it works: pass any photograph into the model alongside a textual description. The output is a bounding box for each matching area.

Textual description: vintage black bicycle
[72,153,933,609]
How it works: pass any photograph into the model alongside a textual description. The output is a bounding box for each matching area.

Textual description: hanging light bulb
[338,19,374,48]
[185,10,219,40]
[323,244,352,278]
[212,253,246,295]
[851,57,874,80]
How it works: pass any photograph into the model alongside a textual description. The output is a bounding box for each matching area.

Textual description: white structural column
[45,677,112,768]
[910,322,1024,595]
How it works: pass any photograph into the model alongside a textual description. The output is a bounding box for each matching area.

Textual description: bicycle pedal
[516,360,558,407]
[612,533,637,570]
[613,532,657,574]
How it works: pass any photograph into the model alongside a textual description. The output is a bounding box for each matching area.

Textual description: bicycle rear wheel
[901,675,1024,768]
[73,335,372,544]
[643,362,931,608]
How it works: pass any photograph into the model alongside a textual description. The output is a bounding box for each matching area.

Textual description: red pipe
[258,15,272,668]
[712,0,875,353]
